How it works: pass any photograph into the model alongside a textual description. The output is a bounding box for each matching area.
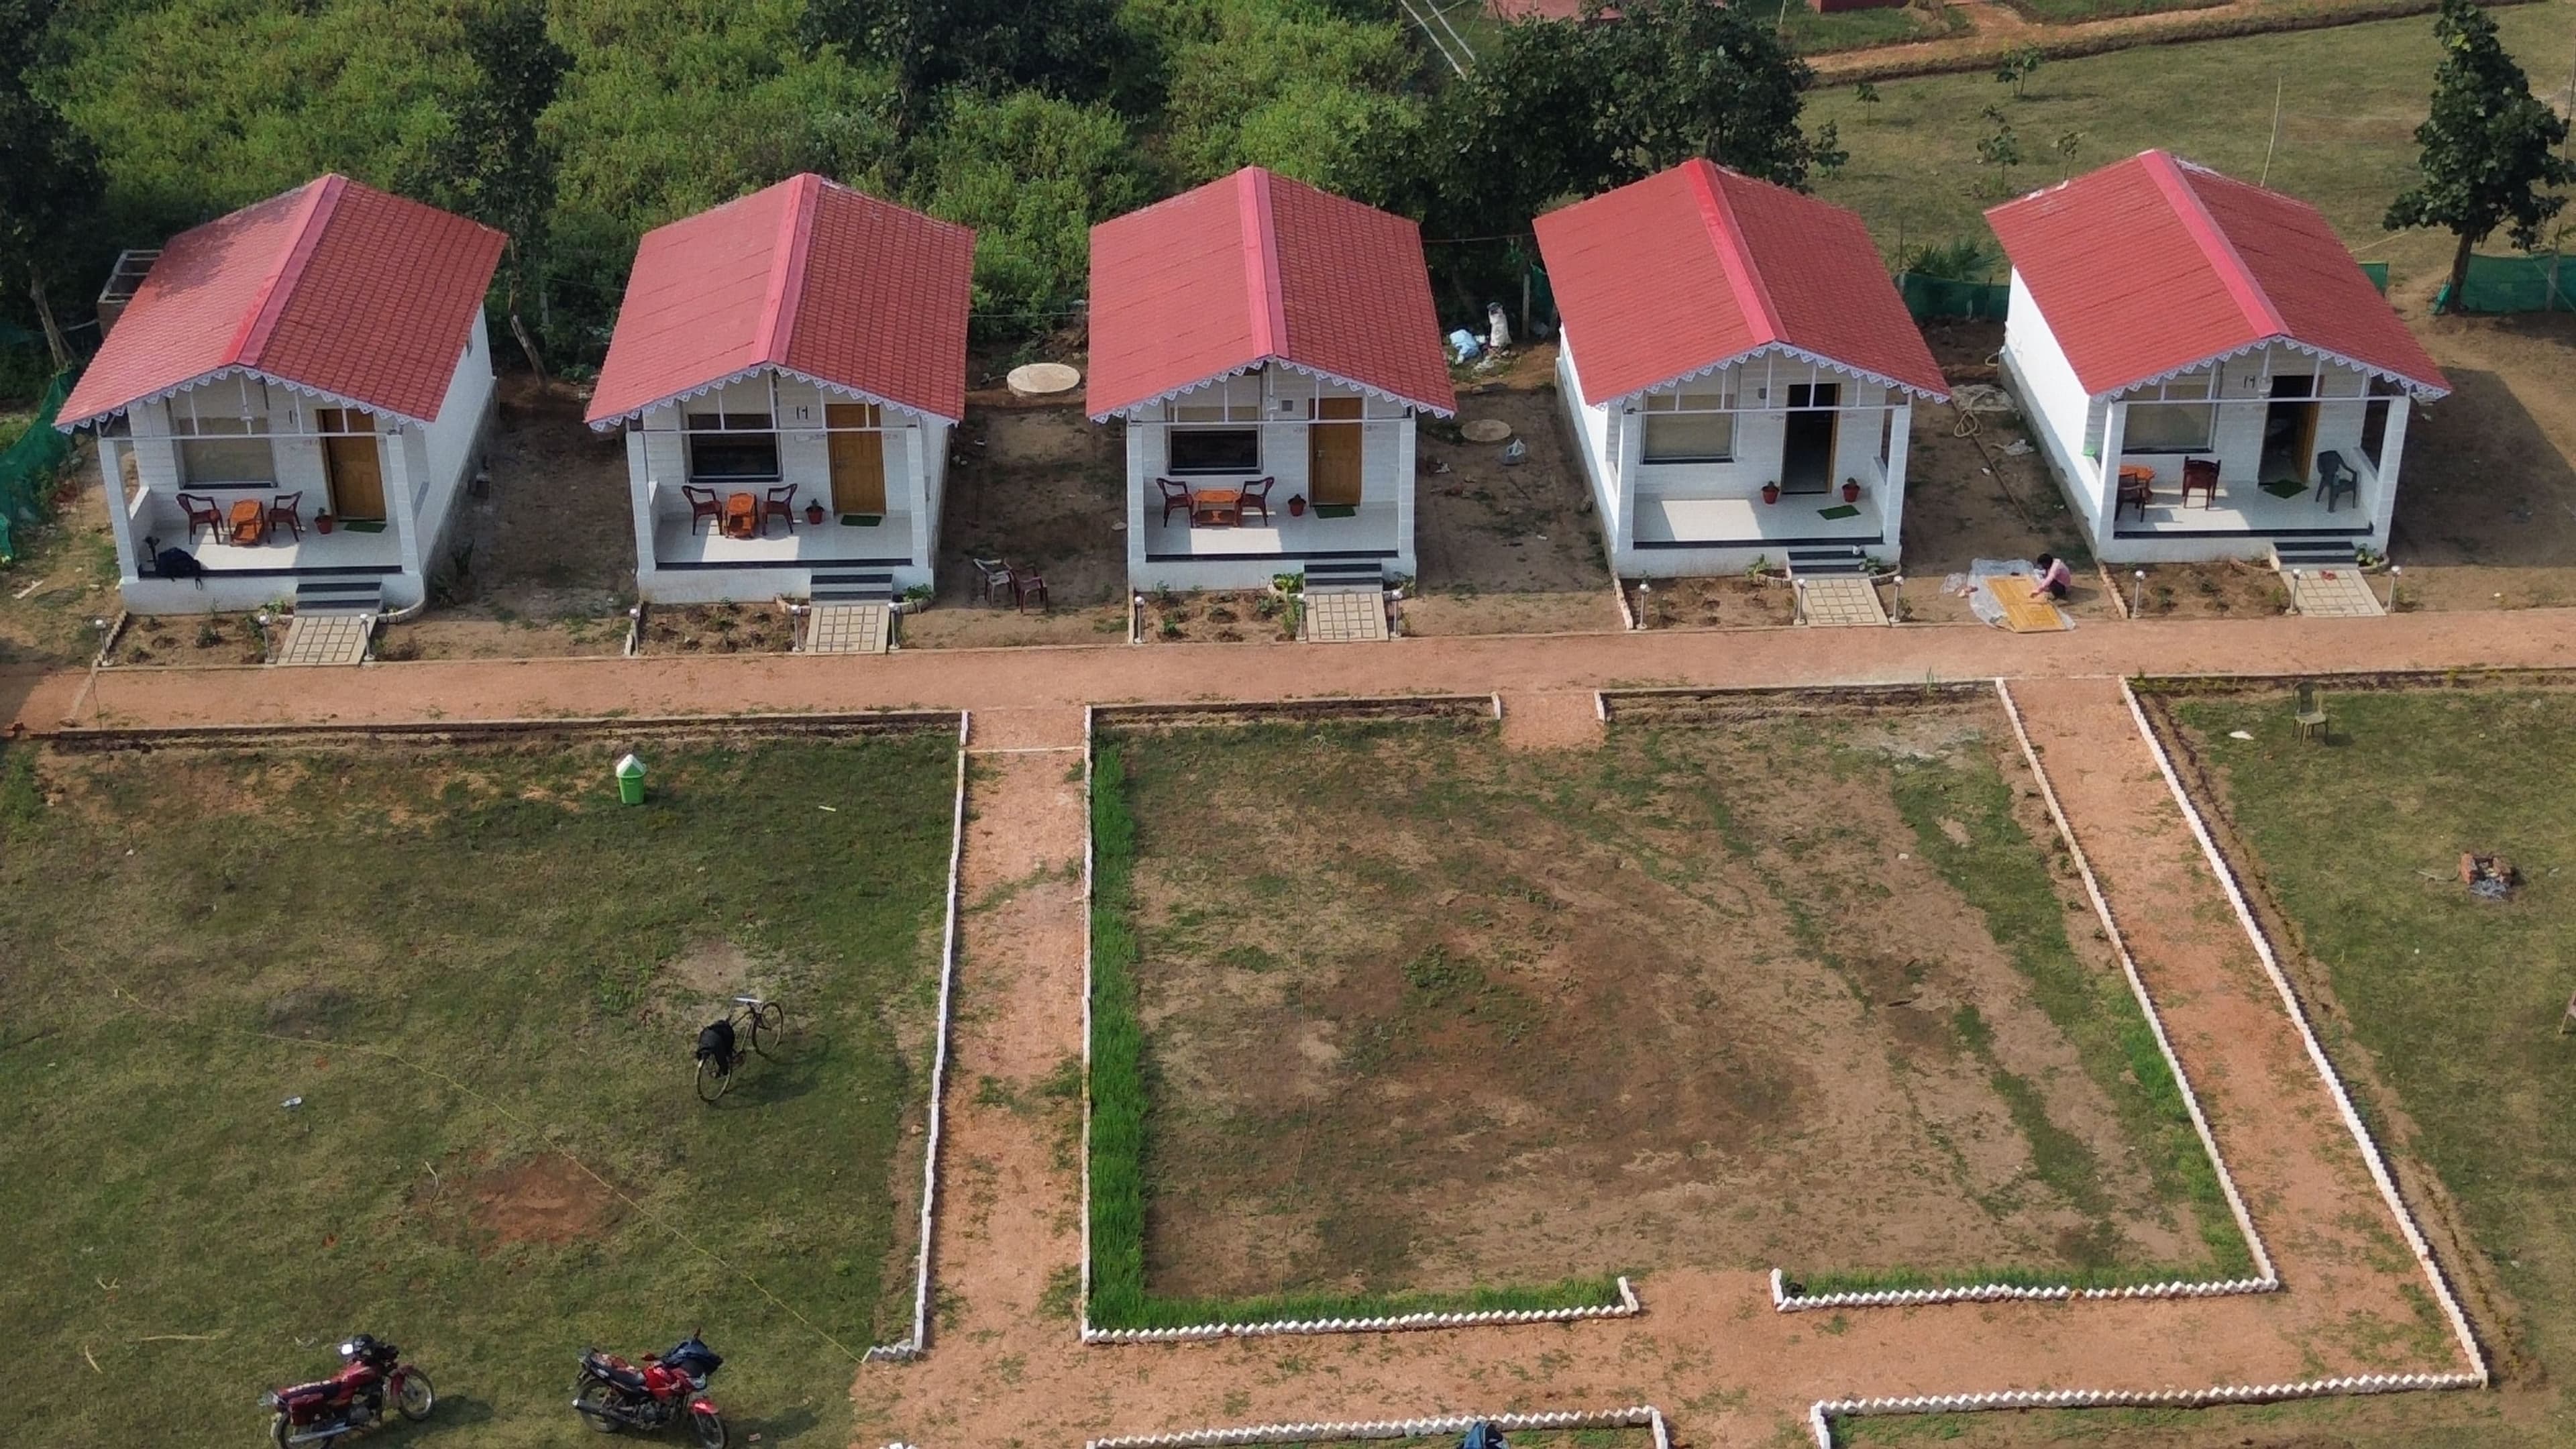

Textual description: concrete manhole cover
[1460,418,1513,443]
[1008,362,1081,398]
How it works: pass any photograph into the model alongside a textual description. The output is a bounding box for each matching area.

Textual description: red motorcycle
[262,1334,434,1446]
[572,1330,727,1447]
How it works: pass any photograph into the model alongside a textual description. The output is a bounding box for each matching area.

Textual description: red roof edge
[2141,151,2288,341]
[759,174,822,367]
[1238,169,1286,359]
[232,175,344,370]
[1685,161,1782,350]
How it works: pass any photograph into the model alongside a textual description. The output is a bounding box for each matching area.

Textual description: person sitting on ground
[2029,552,2073,602]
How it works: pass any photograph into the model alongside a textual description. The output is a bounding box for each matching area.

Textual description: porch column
[2095,402,2129,532]
[1395,414,1418,575]
[1880,401,1912,555]
[2369,394,2412,545]
[384,427,423,585]
[627,428,658,598]
[1613,405,1638,559]
[1124,421,1147,590]
[902,423,930,572]
[97,435,142,581]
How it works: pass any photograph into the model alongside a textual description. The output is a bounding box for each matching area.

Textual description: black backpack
[694,1019,735,1065]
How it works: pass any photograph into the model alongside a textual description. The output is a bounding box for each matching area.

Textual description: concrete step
[1303,559,1385,594]
[1786,546,1870,578]
[810,570,895,603]
[2271,541,2360,570]
[293,580,382,616]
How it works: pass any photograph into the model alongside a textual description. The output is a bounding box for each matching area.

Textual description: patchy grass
[1809,4,2576,288]
[0,733,956,1448]
[2160,686,2576,1445]
[1093,711,2237,1324]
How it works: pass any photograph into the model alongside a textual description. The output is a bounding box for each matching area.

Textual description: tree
[0,0,99,368]
[409,0,570,378]
[2385,0,2575,311]
[1975,105,2022,196]
[912,89,1147,332]
[803,0,1131,142]
[1994,44,2043,100]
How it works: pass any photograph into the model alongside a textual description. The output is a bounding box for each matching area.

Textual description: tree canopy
[0,0,99,365]
[2385,0,2574,309]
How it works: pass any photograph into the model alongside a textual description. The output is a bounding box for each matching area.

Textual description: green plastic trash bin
[615,753,647,806]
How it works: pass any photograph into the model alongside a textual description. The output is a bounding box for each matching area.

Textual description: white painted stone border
[2122,679,2490,1384]
[1079,701,1640,1344]
[863,710,973,1362]
[1757,680,2274,1312]
[1084,1403,1667,1448]
[1807,1372,2484,1448]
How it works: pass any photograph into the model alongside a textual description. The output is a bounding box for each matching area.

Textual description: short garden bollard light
[1890,574,1902,624]
[615,753,647,806]
[2131,569,2145,619]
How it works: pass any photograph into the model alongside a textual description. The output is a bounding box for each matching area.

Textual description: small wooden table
[1191,486,1242,529]
[228,498,266,546]
[2116,464,2156,519]
[722,492,759,539]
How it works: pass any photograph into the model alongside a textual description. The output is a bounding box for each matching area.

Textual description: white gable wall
[2000,270,2106,533]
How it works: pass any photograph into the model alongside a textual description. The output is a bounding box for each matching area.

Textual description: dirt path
[1810,0,2439,82]
[15,608,2576,738]
[830,678,2478,1449]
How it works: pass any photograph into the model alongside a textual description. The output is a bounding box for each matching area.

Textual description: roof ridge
[1683,160,1783,350]
[2140,150,2288,341]
[233,174,345,372]
[1238,168,1287,360]
[758,174,822,367]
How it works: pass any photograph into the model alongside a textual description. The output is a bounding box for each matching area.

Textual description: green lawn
[1810,3,2576,289]
[0,731,956,1448]
[2007,0,2224,22]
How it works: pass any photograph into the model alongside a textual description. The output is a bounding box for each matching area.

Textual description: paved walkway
[13,608,2576,737]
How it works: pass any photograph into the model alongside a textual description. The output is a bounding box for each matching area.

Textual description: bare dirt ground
[1813,0,2423,81]
[641,600,794,655]
[1631,575,1800,629]
[110,610,273,666]
[0,462,117,666]
[1411,371,1616,637]
[380,374,635,661]
[2389,310,2576,612]
[1139,587,1295,644]
[1112,707,2214,1303]
[2126,560,2296,619]
[933,401,1127,612]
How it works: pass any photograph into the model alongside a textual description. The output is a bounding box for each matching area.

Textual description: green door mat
[1817,504,1860,520]
[840,513,883,527]
[341,519,388,533]
[2258,478,2307,498]
[1311,503,1357,519]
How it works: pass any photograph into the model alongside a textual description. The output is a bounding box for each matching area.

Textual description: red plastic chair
[761,484,798,536]
[266,490,305,541]
[682,484,723,535]
[1238,475,1278,525]
[2180,458,2219,508]
[176,492,223,545]
[1010,564,1049,612]
[1155,476,1193,527]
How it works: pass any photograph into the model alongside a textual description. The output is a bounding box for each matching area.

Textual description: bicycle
[693,995,787,1104]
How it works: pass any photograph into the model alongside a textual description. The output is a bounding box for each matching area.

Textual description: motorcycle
[262,1334,434,1446]
[572,1330,728,1447]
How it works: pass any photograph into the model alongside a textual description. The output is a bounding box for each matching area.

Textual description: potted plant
[1842,478,1862,504]
[315,511,335,535]
[1760,482,1780,505]
[806,500,826,526]
[1288,493,1307,518]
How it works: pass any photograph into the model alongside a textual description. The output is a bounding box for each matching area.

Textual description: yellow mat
[1984,577,2072,633]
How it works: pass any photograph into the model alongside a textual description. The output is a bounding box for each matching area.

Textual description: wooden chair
[1238,475,1278,525]
[761,484,798,536]
[2180,458,2220,508]
[967,557,1015,606]
[176,492,223,545]
[2116,466,2155,521]
[2293,682,2328,744]
[266,490,304,542]
[1155,476,1193,527]
[682,484,723,536]
[1009,564,1049,612]
[2314,450,2358,513]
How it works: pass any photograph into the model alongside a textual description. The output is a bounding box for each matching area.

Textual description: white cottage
[1086,167,1456,592]
[586,174,973,604]
[1536,160,1949,578]
[1990,150,2449,564]
[56,176,502,615]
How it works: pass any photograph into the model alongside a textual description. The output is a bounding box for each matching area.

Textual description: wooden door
[827,403,886,515]
[1307,398,1363,506]
[319,409,386,520]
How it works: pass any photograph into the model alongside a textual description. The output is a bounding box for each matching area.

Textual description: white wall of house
[1119,362,1418,592]
[2004,278,2416,561]
[1559,335,1916,576]
[396,313,497,598]
[624,370,944,602]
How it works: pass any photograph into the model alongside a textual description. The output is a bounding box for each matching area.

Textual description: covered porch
[648,506,922,571]
[1141,499,1401,563]
[1633,488,1890,551]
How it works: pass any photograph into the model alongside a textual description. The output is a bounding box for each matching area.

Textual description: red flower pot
[1842,480,1862,503]
[315,513,335,535]
[806,502,826,525]
[1288,494,1307,517]
[1760,484,1780,505]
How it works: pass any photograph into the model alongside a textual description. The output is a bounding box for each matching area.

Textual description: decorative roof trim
[56,364,435,433]
[2102,335,2448,401]
[1089,356,1456,423]
[586,362,945,431]
[1592,340,1949,409]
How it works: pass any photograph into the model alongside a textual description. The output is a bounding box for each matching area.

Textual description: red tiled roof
[60,176,504,429]
[1988,150,2447,398]
[588,174,973,427]
[1085,168,1456,419]
[1534,159,1947,406]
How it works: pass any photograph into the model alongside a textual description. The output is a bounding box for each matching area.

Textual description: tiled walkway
[270,614,369,667]
[1797,576,1888,627]
[1304,590,1389,643]
[2288,569,2385,619]
[804,602,892,655]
